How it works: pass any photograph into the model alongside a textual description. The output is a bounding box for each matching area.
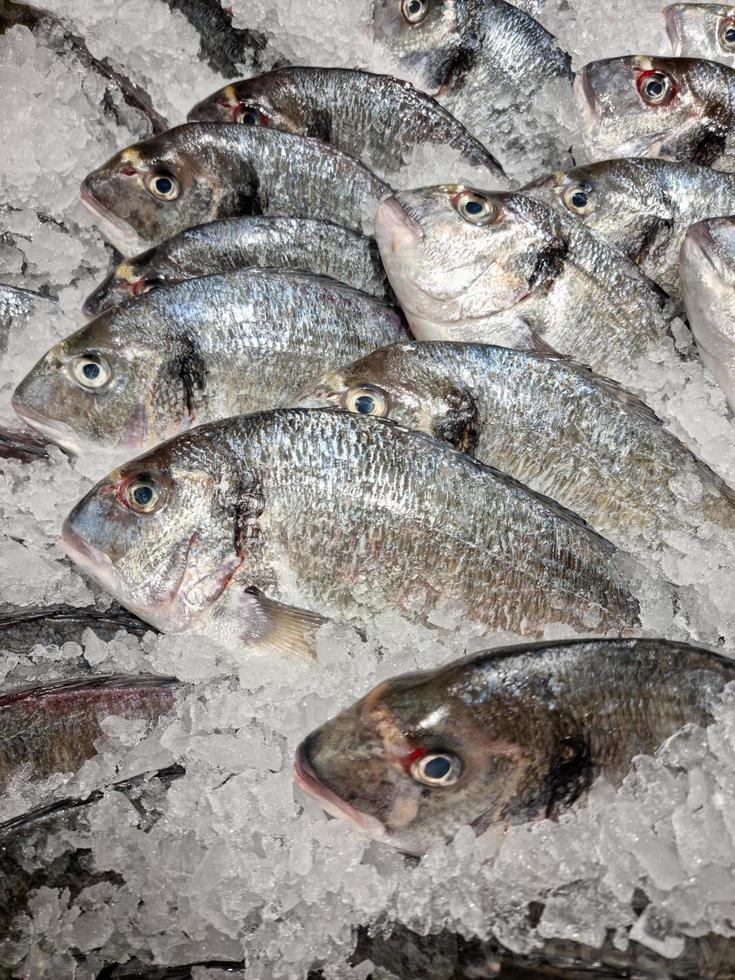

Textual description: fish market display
[524,157,735,298]
[296,638,735,854]
[188,67,505,183]
[60,409,640,648]
[665,3,735,66]
[13,270,408,454]
[374,186,672,379]
[82,216,392,317]
[576,55,735,170]
[81,123,390,254]
[680,216,735,411]
[296,341,735,544]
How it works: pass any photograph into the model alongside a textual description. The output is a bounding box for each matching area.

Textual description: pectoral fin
[239,591,327,659]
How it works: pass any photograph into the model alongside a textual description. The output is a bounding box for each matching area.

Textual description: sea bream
[60,409,640,656]
[187,67,504,185]
[295,637,735,853]
[82,216,392,318]
[680,216,735,412]
[296,341,735,543]
[13,270,408,456]
[665,4,735,67]
[523,157,735,299]
[373,185,673,380]
[576,55,735,171]
[81,123,391,255]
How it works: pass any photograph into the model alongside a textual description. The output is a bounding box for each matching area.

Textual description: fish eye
[133,276,165,296]
[70,354,111,390]
[236,104,269,126]
[410,751,461,787]
[146,172,180,201]
[637,70,675,106]
[454,191,497,226]
[123,476,164,514]
[719,19,735,50]
[401,0,428,24]
[562,184,594,215]
[343,385,389,416]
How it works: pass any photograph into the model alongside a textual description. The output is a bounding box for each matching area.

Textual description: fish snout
[663,5,684,55]
[374,195,423,257]
[573,67,603,130]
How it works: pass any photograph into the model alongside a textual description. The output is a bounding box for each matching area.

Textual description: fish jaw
[80,178,149,258]
[574,67,603,133]
[59,522,121,597]
[11,396,83,457]
[374,195,424,255]
[663,5,685,56]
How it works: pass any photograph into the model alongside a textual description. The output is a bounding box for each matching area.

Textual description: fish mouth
[293,742,388,841]
[59,522,119,594]
[573,68,602,130]
[11,398,82,456]
[375,196,424,255]
[663,5,684,55]
[80,179,148,258]
[682,218,730,280]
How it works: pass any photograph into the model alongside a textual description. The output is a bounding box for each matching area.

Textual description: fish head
[81,126,226,253]
[372,0,465,93]
[295,660,558,854]
[60,431,244,630]
[664,4,735,59]
[12,309,193,454]
[575,55,721,160]
[681,216,735,341]
[82,249,166,318]
[188,76,304,134]
[374,186,567,333]
[296,341,479,454]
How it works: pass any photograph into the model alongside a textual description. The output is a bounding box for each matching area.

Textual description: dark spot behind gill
[431,387,479,455]
[630,215,674,267]
[171,334,208,421]
[304,109,333,145]
[528,234,569,293]
[544,734,594,818]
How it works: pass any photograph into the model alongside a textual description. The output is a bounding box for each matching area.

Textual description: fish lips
[374,195,424,256]
[11,396,83,457]
[80,178,149,258]
[573,67,604,131]
[663,5,685,55]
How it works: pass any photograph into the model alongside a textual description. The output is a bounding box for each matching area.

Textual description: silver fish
[187,67,504,183]
[13,270,407,455]
[81,123,390,255]
[82,216,392,318]
[665,3,735,67]
[296,341,735,541]
[295,637,735,853]
[60,409,640,656]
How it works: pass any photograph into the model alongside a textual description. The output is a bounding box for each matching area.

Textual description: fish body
[295,637,735,853]
[82,216,392,318]
[187,67,504,183]
[680,217,735,411]
[374,186,671,379]
[13,270,408,455]
[0,603,154,657]
[576,55,735,171]
[81,123,390,255]
[0,675,177,790]
[665,3,735,68]
[296,341,735,540]
[60,409,639,652]
[523,157,735,299]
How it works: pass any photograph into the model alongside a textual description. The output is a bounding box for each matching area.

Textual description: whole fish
[0,675,177,790]
[523,157,735,299]
[680,217,735,411]
[296,341,735,541]
[187,67,504,183]
[373,186,672,379]
[81,123,390,255]
[295,637,735,854]
[576,55,735,171]
[82,216,392,318]
[60,410,640,654]
[665,3,735,67]
[13,270,408,455]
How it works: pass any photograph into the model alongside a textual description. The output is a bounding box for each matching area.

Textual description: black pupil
[156,177,173,194]
[726,27,735,42]
[647,79,664,97]
[354,395,375,414]
[242,110,258,124]
[408,0,422,12]
[82,362,100,380]
[571,191,588,208]
[464,200,484,215]
[424,756,451,779]
[133,485,154,506]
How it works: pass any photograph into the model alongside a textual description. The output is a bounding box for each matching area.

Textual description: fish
[187,67,504,183]
[523,157,735,300]
[60,408,640,657]
[575,55,735,171]
[373,186,672,380]
[665,3,735,67]
[0,675,177,791]
[0,603,155,658]
[294,637,735,854]
[13,270,408,456]
[82,216,392,318]
[680,217,735,412]
[295,341,735,541]
[0,424,51,464]
[81,123,391,255]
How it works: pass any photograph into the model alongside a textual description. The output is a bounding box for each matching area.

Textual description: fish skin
[0,282,52,354]
[0,675,177,790]
[60,408,639,652]
[81,123,391,255]
[523,157,735,300]
[680,217,735,412]
[576,55,735,171]
[373,186,672,380]
[13,269,408,455]
[295,637,735,854]
[187,67,504,182]
[0,603,155,656]
[665,3,735,67]
[295,341,735,541]
[82,216,393,318]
